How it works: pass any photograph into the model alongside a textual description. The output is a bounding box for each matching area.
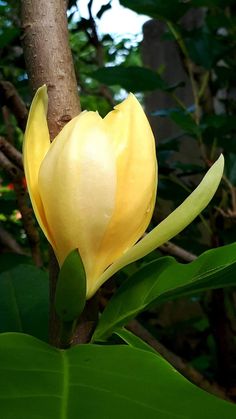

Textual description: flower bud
[23,86,157,298]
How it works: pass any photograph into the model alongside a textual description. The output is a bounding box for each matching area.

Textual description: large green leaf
[0,253,33,274]
[0,264,49,341]
[120,0,189,21]
[95,155,224,291]
[0,333,235,419]
[90,66,168,92]
[94,242,236,340]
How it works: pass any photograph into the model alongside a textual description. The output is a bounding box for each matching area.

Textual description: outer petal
[38,111,116,297]
[94,155,224,294]
[23,85,52,243]
[87,94,157,292]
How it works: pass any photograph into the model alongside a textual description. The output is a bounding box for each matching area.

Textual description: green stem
[166,21,200,124]
[170,91,187,111]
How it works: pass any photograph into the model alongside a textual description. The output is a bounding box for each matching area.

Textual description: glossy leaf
[115,328,157,355]
[96,155,224,288]
[94,242,236,340]
[0,264,48,341]
[55,249,86,322]
[0,254,33,274]
[120,0,189,21]
[185,31,230,69]
[0,333,235,419]
[90,66,168,92]
[170,111,201,137]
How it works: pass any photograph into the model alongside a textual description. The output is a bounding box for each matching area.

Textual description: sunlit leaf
[0,333,235,419]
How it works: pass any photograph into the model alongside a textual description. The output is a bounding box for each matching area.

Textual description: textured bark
[21,0,80,139]
[0,81,28,131]
[21,0,81,345]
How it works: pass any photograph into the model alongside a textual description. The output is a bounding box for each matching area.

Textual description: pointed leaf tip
[96,154,224,287]
[55,249,86,322]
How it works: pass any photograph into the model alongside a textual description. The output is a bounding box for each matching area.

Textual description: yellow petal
[87,94,157,295]
[23,85,52,243]
[38,111,116,297]
[94,155,224,294]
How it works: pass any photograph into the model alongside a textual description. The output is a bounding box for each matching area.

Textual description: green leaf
[0,27,20,48]
[0,333,236,419]
[170,111,201,137]
[192,0,234,6]
[55,249,86,322]
[0,265,48,341]
[115,328,158,355]
[94,242,236,340]
[90,66,168,92]
[0,253,33,274]
[185,31,230,69]
[120,0,189,22]
[95,155,224,291]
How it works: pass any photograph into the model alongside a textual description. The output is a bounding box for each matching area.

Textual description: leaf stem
[59,320,77,349]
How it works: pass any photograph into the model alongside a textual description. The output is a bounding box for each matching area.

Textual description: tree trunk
[21,0,80,345]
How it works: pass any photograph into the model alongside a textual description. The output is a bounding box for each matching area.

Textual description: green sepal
[55,249,86,322]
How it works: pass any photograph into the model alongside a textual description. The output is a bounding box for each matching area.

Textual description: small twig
[0,151,22,180]
[2,107,15,144]
[0,223,27,255]
[0,86,43,267]
[166,21,209,166]
[159,241,196,262]
[0,136,23,170]
[73,294,99,344]
[84,0,115,107]
[0,81,28,131]
[14,181,43,267]
[127,319,230,400]
[0,150,42,267]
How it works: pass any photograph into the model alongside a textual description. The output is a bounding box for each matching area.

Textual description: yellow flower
[23,86,224,299]
[23,86,156,297]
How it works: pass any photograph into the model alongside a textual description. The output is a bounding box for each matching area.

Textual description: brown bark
[0,144,43,267]
[127,320,230,401]
[0,81,28,131]
[0,223,27,255]
[0,136,23,170]
[21,0,80,139]
[21,0,81,345]
[159,241,196,262]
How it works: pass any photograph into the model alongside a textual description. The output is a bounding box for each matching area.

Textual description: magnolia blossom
[23,86,224,298]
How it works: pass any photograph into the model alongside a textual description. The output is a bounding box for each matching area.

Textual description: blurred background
[0,0,236,399]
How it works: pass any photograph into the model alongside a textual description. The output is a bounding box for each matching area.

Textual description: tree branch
[0,151,22,180]
[0,81,28,131]
[0,136,23,170]
[159,241,196,262]
[21,0,81,345]
[21,0,80,139]
[0,223,27,255]
[127,319,230,401]
[0,147,43,267]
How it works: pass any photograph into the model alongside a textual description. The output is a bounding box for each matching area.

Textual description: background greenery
[0,0,236,405]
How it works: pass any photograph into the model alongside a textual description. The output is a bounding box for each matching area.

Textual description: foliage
[1,333,236,419]
[0,0,236,417]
